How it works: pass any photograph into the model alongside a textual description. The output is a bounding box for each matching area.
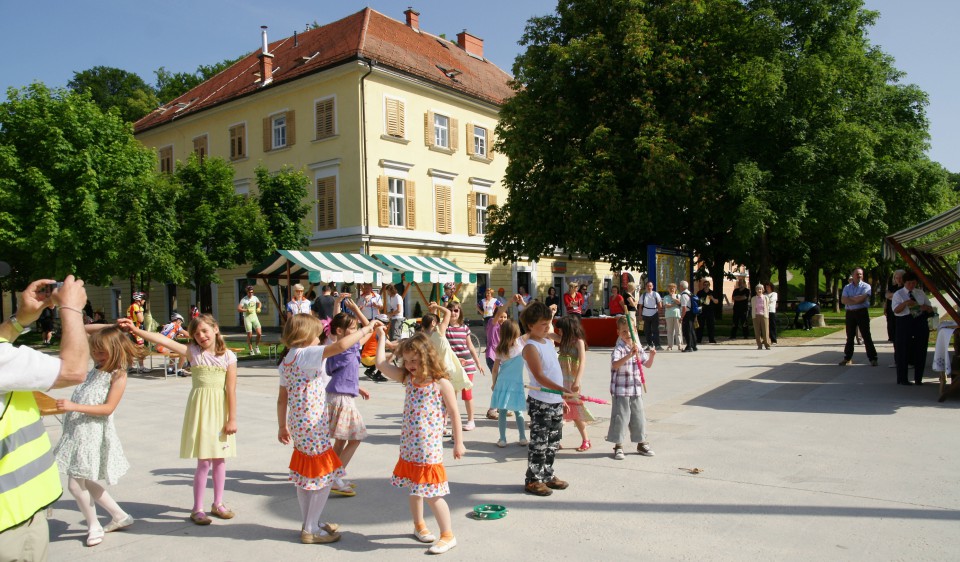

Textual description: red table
[556,317,619,347]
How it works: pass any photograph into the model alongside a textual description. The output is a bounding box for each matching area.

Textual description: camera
[47,281,63,292]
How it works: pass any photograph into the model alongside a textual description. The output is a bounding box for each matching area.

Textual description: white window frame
[475,192,489,235]
[434,113,449,148]
[272,114,287,149]
[473,125,487,157]
[388,178,406,228]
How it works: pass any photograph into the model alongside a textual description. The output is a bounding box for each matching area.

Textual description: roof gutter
[360,57,375,254]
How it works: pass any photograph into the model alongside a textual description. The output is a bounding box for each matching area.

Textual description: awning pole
[887,236,960,326]
[413,282,429,315]
[260,278,284,326]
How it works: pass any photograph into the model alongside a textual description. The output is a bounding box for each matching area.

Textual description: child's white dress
[53,368,130,484]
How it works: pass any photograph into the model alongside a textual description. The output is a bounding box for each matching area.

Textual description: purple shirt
[485,321,501,362]
[325,343,360,396]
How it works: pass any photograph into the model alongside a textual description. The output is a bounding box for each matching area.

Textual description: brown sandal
[190,511,212,525]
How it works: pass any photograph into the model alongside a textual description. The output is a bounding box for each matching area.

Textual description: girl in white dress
[54,325,144,547]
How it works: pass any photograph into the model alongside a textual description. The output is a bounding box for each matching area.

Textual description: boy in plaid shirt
[608,316,656,460]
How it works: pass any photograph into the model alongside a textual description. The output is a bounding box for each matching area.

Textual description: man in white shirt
[0,274,89,560]
[358,283,383,321]
[891,270,934,385]
[639,282,663,351]
[237,286,262,355]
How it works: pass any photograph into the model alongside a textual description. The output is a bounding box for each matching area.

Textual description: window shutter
[317,177,336,230]
[315,99,335,139]
[262,117,271,152]
[467,191,477,236]
[229,127,238,159]
[450,118,459,152]
[465,123,475,156]
[386,98,404,137]
[406,180,416,230]
[378,176,389,227]
[286,110,296,147]
[436,185,451,234]
[424,111,435,147]
[489,194,497,208]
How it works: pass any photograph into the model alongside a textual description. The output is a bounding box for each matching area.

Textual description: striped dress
[445,324,477,377]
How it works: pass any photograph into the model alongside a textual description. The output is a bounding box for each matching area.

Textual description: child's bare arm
[345,298,369,326]
[465,334,484,375]
[56,371,127,416]
[437,378,465,459]
[522,344,566,393]
[572,339,587,392]
[126,321,189,357]
[323,320,382,358]
[642,349,656,368]
[491,357,501,390]
[277,386,290,444]
[374,325,405,382]
[223,362,238,435]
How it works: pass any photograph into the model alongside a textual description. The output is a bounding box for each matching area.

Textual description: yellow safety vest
[0,337,62,532]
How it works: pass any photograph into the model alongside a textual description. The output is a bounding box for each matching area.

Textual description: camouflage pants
[525,397,563,485]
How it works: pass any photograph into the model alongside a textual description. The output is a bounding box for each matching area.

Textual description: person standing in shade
[384,284,404,341]
[662,283,683,351]
[357,283,383,322]
[679,281,698,352]
[839,268,878,366]
[765,282,779,345]
[563,282,584,319]
[608,285,625,317]
[730,278,751,339]
[639,282,663,351]
[749,284,771,350]
[891,271,934,385]
[884,269,904,343]
[696,280,719,344]
[545,287,562,317]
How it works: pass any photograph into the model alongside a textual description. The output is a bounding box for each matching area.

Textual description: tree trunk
[776,260,789,302]
[757,230,771,284]
[804,258,819,303]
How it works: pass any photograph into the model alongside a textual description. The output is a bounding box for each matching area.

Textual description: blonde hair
[397,332,448,382]
[282,313,325,349]
[616,316,632,330]
[91,326,145,373]
[495,320,521,358]
[668,282,677,290]
[188,314,227,356]
[293,283,305,292]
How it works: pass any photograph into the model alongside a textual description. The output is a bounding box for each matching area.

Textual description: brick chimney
[404,7,420,30]
[456,29,484,58]
[258,25,274,86]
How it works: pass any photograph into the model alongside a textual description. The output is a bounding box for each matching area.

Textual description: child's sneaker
[637,442,655,457]
[613,447,625,460]
[496,440,506,448]
[518,438,529,446]
[255,346,261,355]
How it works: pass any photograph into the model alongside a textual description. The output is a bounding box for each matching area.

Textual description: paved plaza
[43,316,960,560]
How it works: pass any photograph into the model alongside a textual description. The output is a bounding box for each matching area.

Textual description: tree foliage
[173,155,270,291]
[0,83,158,288]
[67,66,159,123]
[155,56,245,104]
[255,164,310,253]
[490,0,955,290]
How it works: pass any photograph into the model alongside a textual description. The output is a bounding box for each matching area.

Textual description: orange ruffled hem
[393,458,447,484]
[289,448,342,479]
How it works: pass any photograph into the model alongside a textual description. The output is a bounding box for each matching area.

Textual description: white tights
[296,486,331,534]
[67,477,127,531]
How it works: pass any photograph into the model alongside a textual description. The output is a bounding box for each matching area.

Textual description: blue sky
[4,0,957,171]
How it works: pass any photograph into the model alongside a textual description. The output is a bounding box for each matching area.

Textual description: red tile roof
[134,8,514,133]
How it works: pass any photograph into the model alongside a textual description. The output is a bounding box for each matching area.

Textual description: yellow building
[110,7,618,327]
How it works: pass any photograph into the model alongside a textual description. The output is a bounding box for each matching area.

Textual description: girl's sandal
[190,511,212,525]
[211,504,235,519]
[576,440,592,452]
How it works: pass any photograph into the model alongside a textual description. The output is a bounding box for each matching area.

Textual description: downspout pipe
[359,58,376,254]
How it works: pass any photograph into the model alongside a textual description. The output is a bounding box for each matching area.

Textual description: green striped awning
[883,204,960,260]
[247,250,402,285]
[373,254,477,284]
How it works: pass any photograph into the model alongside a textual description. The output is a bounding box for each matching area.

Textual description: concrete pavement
[43,315,960,560]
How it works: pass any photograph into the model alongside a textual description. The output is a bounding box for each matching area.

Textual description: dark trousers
[885,309,896,342]
[697,308,716,343]
[894,314,928,384]
[794,305,821,329]
[525,397,563,484]
[768,312,778,342]
[844,308,877,361]
[642,314,660,348]
[730,305,749,338]
[682,312,698,350]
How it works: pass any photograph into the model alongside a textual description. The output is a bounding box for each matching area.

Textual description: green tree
[67,66,159,122]
[174,155,270,310]
[254,164,310,253]
[0,83,157,288]
[155,56,244,103]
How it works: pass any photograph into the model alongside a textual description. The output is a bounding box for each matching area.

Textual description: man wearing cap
[0,275,89,560]
[126,292,147,373]
[238,286,263,355]
[440,282,460,306]
[159,314,190,376]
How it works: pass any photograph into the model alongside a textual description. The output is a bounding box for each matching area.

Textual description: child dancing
[375,329,465,555]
